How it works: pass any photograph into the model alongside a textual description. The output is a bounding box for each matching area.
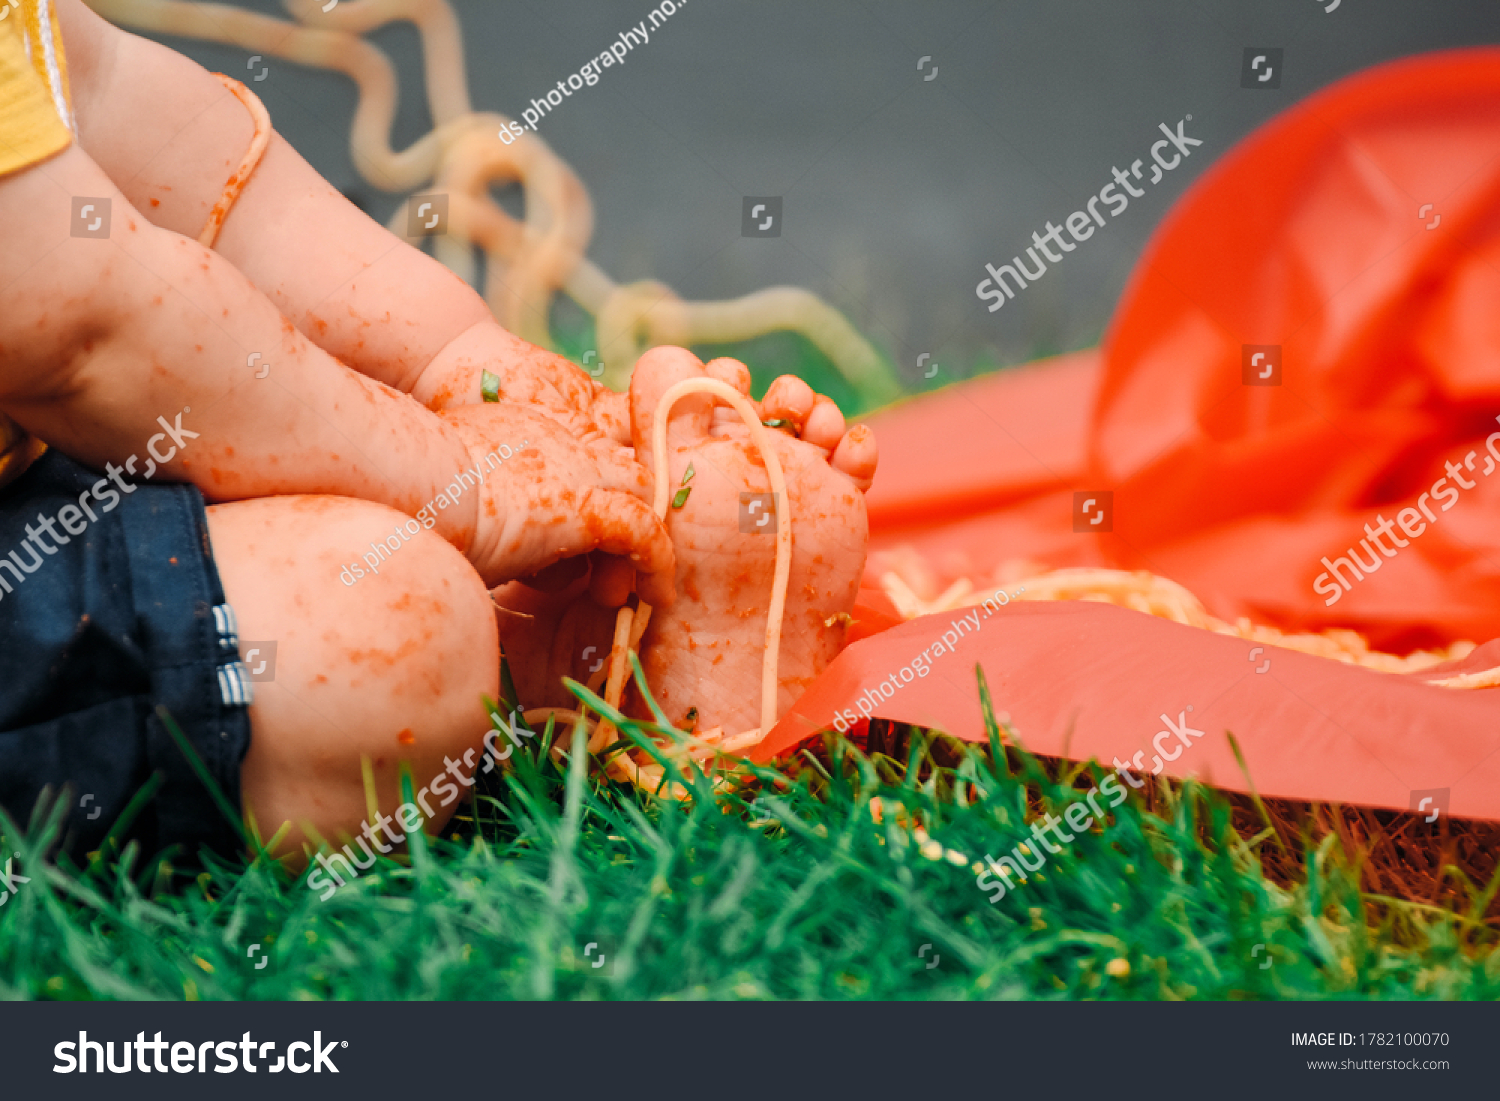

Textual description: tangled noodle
[86,0,902,400]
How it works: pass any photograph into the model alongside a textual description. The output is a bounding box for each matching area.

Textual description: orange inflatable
[761,48,1500,822]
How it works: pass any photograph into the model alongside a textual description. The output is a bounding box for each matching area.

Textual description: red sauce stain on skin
[149,198,161,208]
[223,309,230,318]
[347,637,423,669]
[314,318,328,336]
[398,728,416,745]
[314,674,327,684]
[35,314,47,330]
[128,220,137,232]
[225,447,234,457]
[195,345,203,352]
[209,468,225,484]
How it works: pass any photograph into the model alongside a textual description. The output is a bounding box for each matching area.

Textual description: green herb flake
[480,370,502,403]
[681,463,695,486]
[671,486,692,509]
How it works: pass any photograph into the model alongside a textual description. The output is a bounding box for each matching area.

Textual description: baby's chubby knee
[208,495,498,715]
[211,495,500,849]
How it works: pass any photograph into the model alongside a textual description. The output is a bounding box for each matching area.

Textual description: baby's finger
[592,387,632,444]
[580,489,677,606]
[589,553,636,607]
[587,440,652,500]
[521,557,589,592]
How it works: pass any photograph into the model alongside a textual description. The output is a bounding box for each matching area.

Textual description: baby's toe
[762,375,816,432]
[803,396,845,452]
[629,346,714,468]
[705,357,752,396]
[830,424,878,492]
[706,358,755,433]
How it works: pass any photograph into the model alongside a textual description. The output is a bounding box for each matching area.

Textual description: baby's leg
[205,497,499,861]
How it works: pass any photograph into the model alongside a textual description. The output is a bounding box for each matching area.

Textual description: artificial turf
[3,668,1499,1002]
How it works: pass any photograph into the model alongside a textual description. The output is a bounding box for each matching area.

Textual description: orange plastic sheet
[761,48,1500,819]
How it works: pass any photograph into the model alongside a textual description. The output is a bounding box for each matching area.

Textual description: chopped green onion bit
[480,369,501,403]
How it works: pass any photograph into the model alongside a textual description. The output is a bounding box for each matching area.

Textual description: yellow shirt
[0,0,74,490]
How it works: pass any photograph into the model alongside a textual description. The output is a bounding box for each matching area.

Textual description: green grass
[4,669,1499,1001]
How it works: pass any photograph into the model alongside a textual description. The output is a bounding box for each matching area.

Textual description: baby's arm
[1,142,480,548]
[0,141,673,598]
[57,0,624,437]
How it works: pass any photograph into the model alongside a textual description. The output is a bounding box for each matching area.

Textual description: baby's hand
[439,403,675,605]
[490,340,631,445]
[415,323,630,444]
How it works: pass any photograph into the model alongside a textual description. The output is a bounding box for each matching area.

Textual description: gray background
[139,0,1500,398]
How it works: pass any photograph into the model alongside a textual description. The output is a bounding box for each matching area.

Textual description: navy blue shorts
[0,449,252,863]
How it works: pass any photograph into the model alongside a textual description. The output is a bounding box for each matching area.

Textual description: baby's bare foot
[628,347,877,735]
